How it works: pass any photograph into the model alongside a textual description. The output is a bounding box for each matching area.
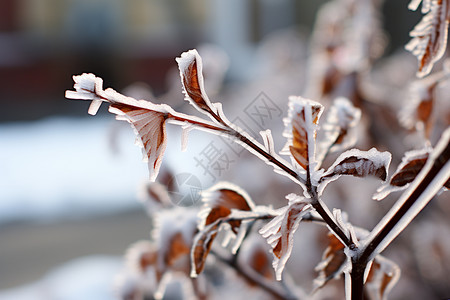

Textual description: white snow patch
[0,255,122,300]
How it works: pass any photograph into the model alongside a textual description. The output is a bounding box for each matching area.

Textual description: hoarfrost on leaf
[152,207,198,282]
[110,104,169,182]
[319,148,391,195]
[191,182,258,277]
[259,195,312,280]
[66,73,230,182]
[400,68,450,140]
[313,232,347,290]
[176,49,218,117]
[316,97,361,166]
[365,256,401,300]
[373,147,432,200]
[405,0,450,77]
[281,96,324,170]
[364,127,450,259]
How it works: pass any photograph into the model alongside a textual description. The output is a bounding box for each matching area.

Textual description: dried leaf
[365,256,401,300]
[191,223,219,277]
[66,73,180,181]
[390,153,429,187]
[165,232,191,267]
[153,208,198,281]
[238,234,275,284]
[203,183,254,233]
[110,103,168,181]
[320,148,391,192]
[191,182,255,276]
[314,233,347,289]
[405,0,450,77]
[66,73,228,182]
[400,75,442,139]
[138,181,173,211]
[259,195,311,280]
[374,147,449,200]
[317,97,361,165]
[124,240,158,274]
[282,96,324,170]
[176,49,218,116]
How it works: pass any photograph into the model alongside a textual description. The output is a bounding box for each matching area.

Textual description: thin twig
[210,249,298,300]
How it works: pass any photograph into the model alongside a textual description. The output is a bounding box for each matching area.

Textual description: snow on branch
[363,127,450,260]
[66,73,229,181]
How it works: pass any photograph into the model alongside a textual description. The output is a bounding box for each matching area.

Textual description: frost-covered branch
[210,249,297,300]
[348,127,450,300]
[360,128,450,263]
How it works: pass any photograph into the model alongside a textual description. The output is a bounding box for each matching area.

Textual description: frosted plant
[66,1,450,299]
[406,0,450,77]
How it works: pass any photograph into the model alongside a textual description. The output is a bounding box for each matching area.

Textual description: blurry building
[0,0,415,122]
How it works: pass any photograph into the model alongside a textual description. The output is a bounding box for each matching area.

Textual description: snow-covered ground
[0,255,122,300]
[0,117,146,223]
[0,116,219,224]
[0,116,217,299]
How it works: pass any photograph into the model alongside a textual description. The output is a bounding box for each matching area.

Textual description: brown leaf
[165,232,191,267]
[153,208,198,282]
[192,183,254,276]
[373,146,450,200]
[285,97,323,169]
[321,148,391,186]
[110,103,168,181]
[402,77,439,139]
[249,247,275,282]
[374,148,449,200]
[405,0,450,77]
[365,256,400,300]
[390,156,428,187]
[177,50,216,116]
[124,240,158,273]
[259,196,311,280]
[417,91,434,137]
[314,232,346,289]
[204,185,253,233]
[191,225,219,276]
[272,203,307,259]
[316,98,361,166]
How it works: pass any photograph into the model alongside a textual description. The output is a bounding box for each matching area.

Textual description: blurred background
[0,0,424,299]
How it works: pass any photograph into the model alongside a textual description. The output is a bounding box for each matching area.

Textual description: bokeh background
[0,1,425,299]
